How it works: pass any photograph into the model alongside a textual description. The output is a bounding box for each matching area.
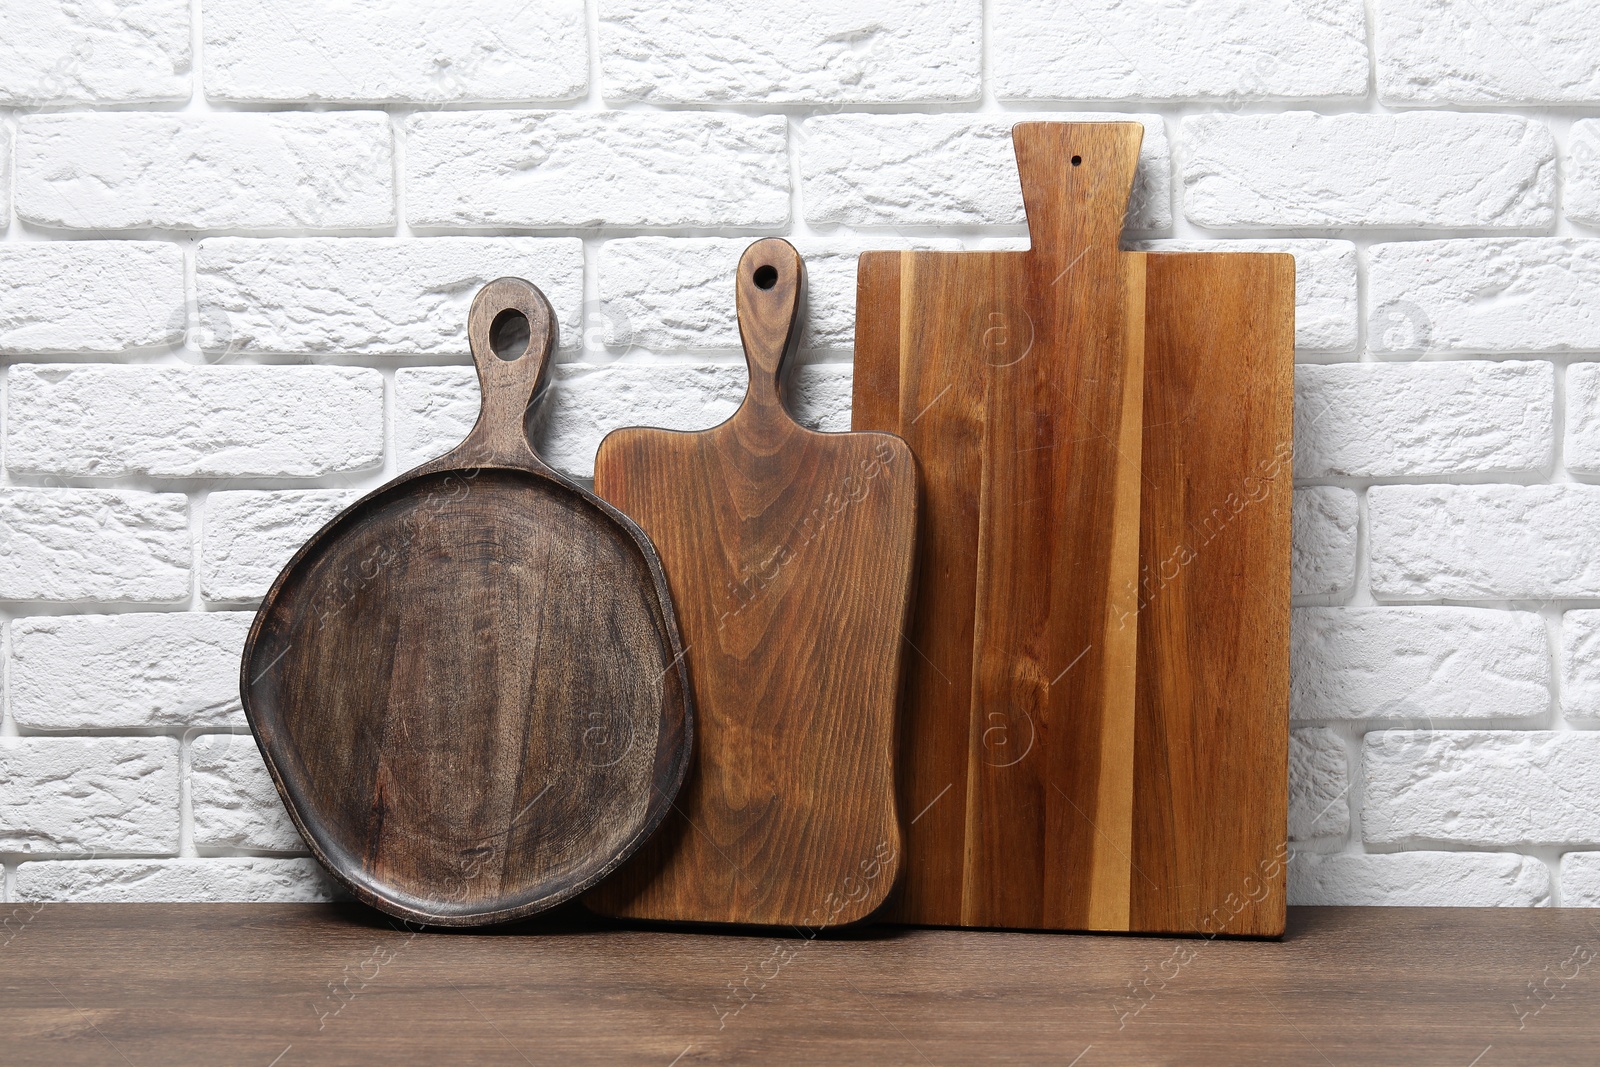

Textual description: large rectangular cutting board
[852,121,1292,935]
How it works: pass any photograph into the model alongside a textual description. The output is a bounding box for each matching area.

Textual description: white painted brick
[993,0,1366,102]
[599,237,960,353]
[1182,113,1555,230]
[1369,485,1600,600]
[1291,608,1551,722]
[1377,0,1600,105]
[205,0,586,103]
[1570,121,1600,228]
[196,238,584,357]
[542,364,852,477]
[201,490,351,603]
[542,365,746,479]
[1559,610,1600,721]
[0,489,190,603]
[1368,240,1600,355]
[791,365,854,436]
[8,613,253,730]
[395,367,486,472]
[1289,728,1349,842]
[0,0,190,105]
[15,858,336,903]
[1289,851,1551,906]
[6,365,384,479]
[1137,240,1356,353]
[1559,852,1600,906]
[0,242,185,355]
[406,111,788,229]
[0,738,179,855]
[1365,731,1600,846]
[1294,361,1553,478]
[601,0,978,103]
[1,124,9,226]
[15,113,394,231]
[1292,487,1357,598]
[1564,363,1600,474]
[189,733,303,852]
[399,363,853,477]
[800,114,1172,233]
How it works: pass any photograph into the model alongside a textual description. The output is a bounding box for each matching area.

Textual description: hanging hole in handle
[489,308,531,361]
[1071,155,1082,166]
[752,264,779,290]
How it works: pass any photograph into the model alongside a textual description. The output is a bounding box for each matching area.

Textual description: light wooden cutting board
[852,122,1292,935]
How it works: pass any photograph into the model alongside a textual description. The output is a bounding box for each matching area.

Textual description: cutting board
[584,239,917,927]
[241,278,693,927]
[852,122,1293,935]
[1132,251,1293,937]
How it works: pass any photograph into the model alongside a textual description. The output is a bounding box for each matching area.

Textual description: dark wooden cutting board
[241,278,693,927]
[852,122,1292,935]
[584,239,917,927]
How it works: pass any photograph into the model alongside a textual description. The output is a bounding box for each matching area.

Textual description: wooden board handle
[460,277,558,467]
[1013,121,1143,258]
[734,238,805,427]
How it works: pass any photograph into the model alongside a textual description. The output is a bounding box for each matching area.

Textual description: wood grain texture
[241,278,693,927]
[853,124,1294,934]
[9,905,1596,1065]
[584,239,917,927]
[1131,252,1295,937]
[853,123,1148,930]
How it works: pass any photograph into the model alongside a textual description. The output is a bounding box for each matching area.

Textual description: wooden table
[6,904,1597,1064]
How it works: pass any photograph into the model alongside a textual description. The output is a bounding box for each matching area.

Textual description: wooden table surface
[6,904,1598,1065]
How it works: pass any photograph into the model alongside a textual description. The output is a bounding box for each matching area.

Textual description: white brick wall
[1294,361,1553,478]
[196,238,586,356]
[801,113,1171,232]
[1570,121,1600,226]
[0,243,185,354]
[0,1,191,106]
[188,733,304,851]
[1562,611,1600,721]
[16,857,335,902]
[1288,728,1349,841]
[400,363,853,477]
[7,365,384,478]
[14,110,395,231]
[600,0,981,103]
[405,112,790,229]
[1560,853,1600,906]
[1364,731,1600,846]
[1290,852,1551,907]
[1369,486,1600,600]
[205,0,588,104]
[9,613,252,730]
[0,738,179,855]
[15,113,395,231]
[0,490,190,603]
[992,0,1368,103]
[1291,487,1357,598]
[1291,608,1551,722]
[200,491,353,603]
[1367,240,1600,354]
[598,237,962,352]
[1,124,10,227]
[1,0,1596,908]
[1376,0,1600,105]
[1567,364,1600,473]
[1182,113,1555,230]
